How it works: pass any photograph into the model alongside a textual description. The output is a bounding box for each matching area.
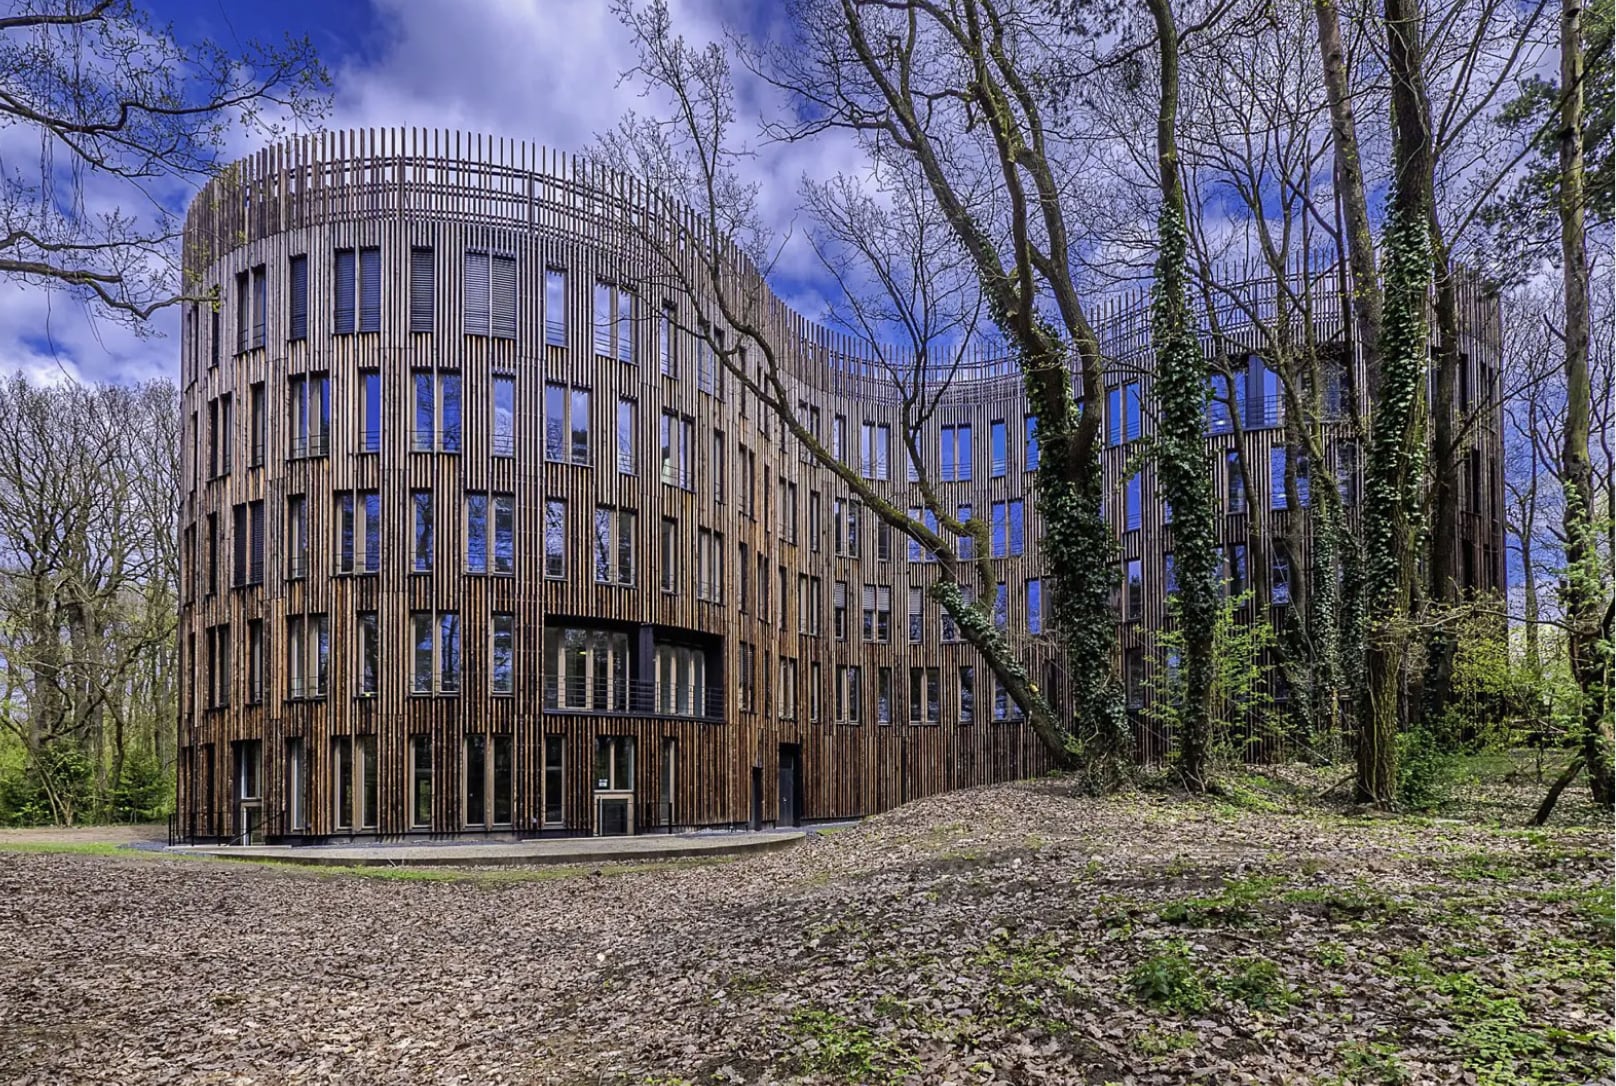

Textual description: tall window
[356,611,378,697]
[543,735,565,826]
[333,246,380,334]
[908,585,924,642]
[593,281,634,362]
[1125,559,1144,621]
[594,505,636,585]
[940,423,972,481]
[660,410,694,488]
[409,247,435,333]
[1227,450,1245,511]
[860,421,890,480]
[1108,382,1143,445]
[544,267,566,346]
[544,499,567,579]
[248,383,265,466]
[832,415,847,462]
[833,581,847,641]
[286,613,329,699]
[464,734,514,827]
[410,611,461,694]
[617,397,636,474]
[545,628,630,710]
[1272,554,1291,605]
[659,301,676,375]
[412,490,433,572]
[660,518,678,592]
[876,667,893,724]
[712,432,726,503]
[288,374,329,459]
[1270,446,1289,510]
[1027,578,1043,634]
[994,582,1008,628]
[837,665,862,723]
[1025,415,1039,471]
[464,250,517,338]
[991,500,1026,557]
[960,666,976,723]
[491,613,515,694]
[778,479,798,542]
[544,383,591,464]
[696,528,723,602]
[412,370,462,453]
[235,265,266,352]
[1225,544,1248,598]
[990,419,1008,477]
[409,735,432,827]
[286,494,308,580]
[909,667,940,723]
[466,492,515,574]
[1124,473,1142,532]
[335,490,381,575]
[492,376,515,457]
[861,584,891,642]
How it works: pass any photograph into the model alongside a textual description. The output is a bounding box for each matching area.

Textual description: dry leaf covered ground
[0,764,1610,1086]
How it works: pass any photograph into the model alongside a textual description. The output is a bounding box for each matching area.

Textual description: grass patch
[1216,955,1293,1010]
[0,841,132,857]
[1125,940,1208,1013]
[1157,872,1286,927]
[787,1009,917,1084]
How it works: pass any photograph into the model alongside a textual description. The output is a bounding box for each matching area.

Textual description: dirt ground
[0,822,166,847]
[0,767,1609,1085]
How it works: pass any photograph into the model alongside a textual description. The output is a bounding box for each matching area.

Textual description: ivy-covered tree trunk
[1146,0,1219,790]
[1556,0,1615,809]
[1356,0,1440,806]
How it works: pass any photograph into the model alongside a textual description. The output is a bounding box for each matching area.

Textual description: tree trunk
[1557,0,1614,809]
[1357,0,1439,806]
[1144,0,1219,791]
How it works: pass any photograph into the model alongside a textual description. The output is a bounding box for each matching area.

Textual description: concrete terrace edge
[168,830,806,868]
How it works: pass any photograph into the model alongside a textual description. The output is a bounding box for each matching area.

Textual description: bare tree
[595,1,1087,769]
[0,0,328,325]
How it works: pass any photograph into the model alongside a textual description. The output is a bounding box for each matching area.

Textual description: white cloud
[2,0,874,384]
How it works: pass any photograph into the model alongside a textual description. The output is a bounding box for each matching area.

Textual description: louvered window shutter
[464,251,489,335]
[334,250,356,333]
[288,256,308,341]
[250,502,265,581]
[359,247,381,331]
[409,247,435,333]
[492,255,517,339]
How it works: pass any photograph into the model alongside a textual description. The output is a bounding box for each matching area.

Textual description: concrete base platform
[171,829,805,868]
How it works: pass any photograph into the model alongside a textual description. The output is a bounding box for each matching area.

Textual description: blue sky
[6,0,850,386]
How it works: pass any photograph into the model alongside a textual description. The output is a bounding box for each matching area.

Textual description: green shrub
[1126,941,1208,1012]
[1397,727,1456,811]
[1217,956,1293,1010]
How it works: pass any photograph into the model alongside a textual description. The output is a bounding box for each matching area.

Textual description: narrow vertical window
[357,611,378,696]
[991,419,1007,477]
[361,371,381,453]
[570,387,590,464]
[544,499,566,578]
[544,382,565,461]
[414,371,434,452]
[440,373,462,453]
[466,493,488,574]
[410,735,432,828]
[659,301,675,375]
[544,267,566,346]
[492,613,514,694]
[618,398,636,474]
[493,494,514,575]
[1027,578,1042,634]
[492,376,515,457]
[412,490,433,573]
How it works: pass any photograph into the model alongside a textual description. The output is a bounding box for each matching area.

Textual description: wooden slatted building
[175,129,1504,842]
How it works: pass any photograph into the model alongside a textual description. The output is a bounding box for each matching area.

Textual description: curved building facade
[176,130,1504,841]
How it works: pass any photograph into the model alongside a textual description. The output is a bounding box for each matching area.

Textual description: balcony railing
[289,432,330,459]
[543,676,723,720]
[1205,393,1351,435]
